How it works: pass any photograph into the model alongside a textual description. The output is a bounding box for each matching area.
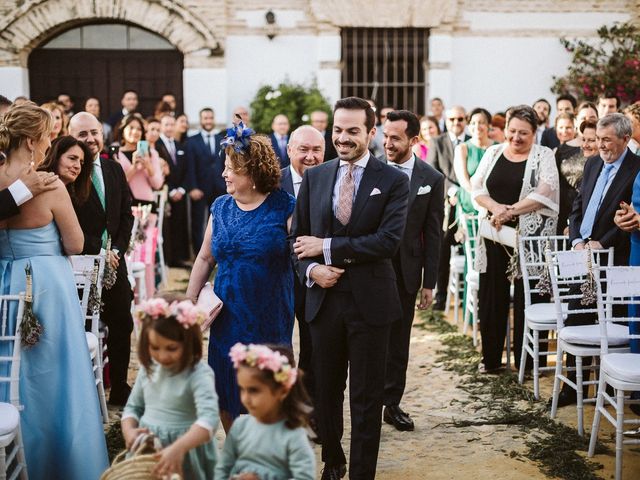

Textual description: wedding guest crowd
[2,88,640,480]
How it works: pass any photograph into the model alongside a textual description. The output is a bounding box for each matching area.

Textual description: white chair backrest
[70,254,106,336]
[545,247,614,330]
[153,186,168,235]
[596,265,640,355]
[460,213,479,270]
[0,294,25,407]
[519,235,570,306]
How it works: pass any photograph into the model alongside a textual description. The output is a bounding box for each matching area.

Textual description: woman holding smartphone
[115,113,165,297]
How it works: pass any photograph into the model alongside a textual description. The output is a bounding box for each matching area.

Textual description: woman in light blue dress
[0,102,108,479]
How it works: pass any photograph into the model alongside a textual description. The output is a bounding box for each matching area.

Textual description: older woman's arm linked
[186,217,216,303]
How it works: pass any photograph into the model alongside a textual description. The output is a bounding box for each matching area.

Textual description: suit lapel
[321,161,340,235]
[598,152,633,215]
[347,158,383,231]
[101,160,114,214]
[582,160,601,214]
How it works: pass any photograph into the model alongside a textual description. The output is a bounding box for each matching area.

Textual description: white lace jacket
[470,143,560,273]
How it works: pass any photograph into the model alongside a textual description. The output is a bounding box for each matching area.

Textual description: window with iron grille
[341,28,429,115]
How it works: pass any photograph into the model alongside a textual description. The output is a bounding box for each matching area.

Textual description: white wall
[428,10,631,116]
[224,34,325,123]
[183,67,227,125]
[0,67,30,100]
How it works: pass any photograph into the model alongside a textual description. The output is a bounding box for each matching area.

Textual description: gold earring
[30,149,35,166]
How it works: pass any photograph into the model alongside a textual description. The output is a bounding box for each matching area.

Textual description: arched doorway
[28,23,184,118]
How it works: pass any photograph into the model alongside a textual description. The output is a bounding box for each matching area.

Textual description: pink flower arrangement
[229,342,298,388]
[135,298,207,329]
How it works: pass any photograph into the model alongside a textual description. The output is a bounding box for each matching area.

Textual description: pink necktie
[336,164,355,225]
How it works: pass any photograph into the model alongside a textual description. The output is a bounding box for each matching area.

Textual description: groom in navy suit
[185,107,225,253]
[292,97,409,480]
[281,125,325,409]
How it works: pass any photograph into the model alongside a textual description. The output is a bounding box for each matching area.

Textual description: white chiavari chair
[547,247,627,436]
[0,294,27,479]
[517,235,569,399]
[588,266,640,480]
[70,255,109,423]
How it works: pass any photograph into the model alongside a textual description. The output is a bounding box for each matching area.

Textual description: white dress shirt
[289,165,303,198]
[387,155,415,180]
[7,179,32,206]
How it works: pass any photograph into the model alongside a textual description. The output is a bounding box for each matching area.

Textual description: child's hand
[153,443,185,477]
[122,426,150,449]
[232,473,261,480]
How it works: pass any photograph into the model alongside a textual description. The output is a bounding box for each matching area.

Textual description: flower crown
[220,116,255,155]
[135,298,206,329]
[229,343,298,388]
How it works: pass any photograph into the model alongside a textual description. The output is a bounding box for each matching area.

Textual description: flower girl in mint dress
[122,296,219,479]
[215,343,316,480]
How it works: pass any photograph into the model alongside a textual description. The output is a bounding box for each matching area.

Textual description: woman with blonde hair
[0,102,108,478]
[40,101,67,140]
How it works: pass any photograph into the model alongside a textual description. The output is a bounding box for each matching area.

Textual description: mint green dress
[123,361,219,479]
[215,415,316,480]
[457,141,494,325]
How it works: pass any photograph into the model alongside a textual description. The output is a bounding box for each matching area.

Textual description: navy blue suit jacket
[270,133,290,168]
[0,188,19,220]
[185,132,225,200]
[156,138,188,192]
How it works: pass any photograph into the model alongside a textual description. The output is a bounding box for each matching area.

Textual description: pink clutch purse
[197,282,223,331]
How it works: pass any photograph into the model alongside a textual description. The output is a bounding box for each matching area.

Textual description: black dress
[479,154,527,370]
[555,143,584,234]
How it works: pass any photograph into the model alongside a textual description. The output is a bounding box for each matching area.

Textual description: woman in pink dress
[115,114,165,297]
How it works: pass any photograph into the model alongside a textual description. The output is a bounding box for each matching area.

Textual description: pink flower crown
[135,298,206,329]
[229,343,298,389]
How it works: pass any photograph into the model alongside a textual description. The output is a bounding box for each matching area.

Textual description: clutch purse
[478,217,517,249]
[197,282,223,331]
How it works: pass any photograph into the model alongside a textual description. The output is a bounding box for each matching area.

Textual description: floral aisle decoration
[21,263,43,348]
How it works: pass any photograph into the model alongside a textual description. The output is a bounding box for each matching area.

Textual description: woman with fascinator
[186,118,296,431]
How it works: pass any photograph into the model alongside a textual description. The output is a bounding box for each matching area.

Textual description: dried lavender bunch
[21,263,44,348]
[102,236,117,290]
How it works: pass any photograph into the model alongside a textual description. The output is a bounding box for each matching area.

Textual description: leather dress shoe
[433,300,446,311]
[321,464,346,480]
[383,405,415,431]
[550,388,577,408]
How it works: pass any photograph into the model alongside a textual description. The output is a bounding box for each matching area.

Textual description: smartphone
[137,140,149,156]
[108,144,120,158]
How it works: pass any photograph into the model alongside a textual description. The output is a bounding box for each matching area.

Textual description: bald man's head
[287,125,325,176]
[69,112,104,156]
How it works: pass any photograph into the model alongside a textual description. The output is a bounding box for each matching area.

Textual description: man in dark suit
[107,89,139,129]
[292,97,409,480]
[426,106,470,310]
[270,114,290,168]
[156,114,190,266]
[0,168,57,220]
[185,107,224,254]
[558,113,640,407]
[69,112,135,406]
[282,125,325,412]
[310,110,337,162]
[382,110,444,431]
[533,98,551,144]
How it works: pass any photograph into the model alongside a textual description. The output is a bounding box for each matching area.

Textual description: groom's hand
[293,236,323,259]
[310,265,344,289]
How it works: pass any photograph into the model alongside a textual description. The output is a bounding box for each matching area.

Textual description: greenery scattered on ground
[104,420,125,462]
[416,309,608,480]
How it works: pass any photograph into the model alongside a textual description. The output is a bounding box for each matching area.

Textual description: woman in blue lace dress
[187,123,295,431]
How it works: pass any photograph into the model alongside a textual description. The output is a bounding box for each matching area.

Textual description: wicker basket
[101,434,164,480]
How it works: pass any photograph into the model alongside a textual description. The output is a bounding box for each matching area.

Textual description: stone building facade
[0,0,636,123]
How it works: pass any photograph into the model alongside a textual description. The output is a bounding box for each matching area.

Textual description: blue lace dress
[208,189,295,417]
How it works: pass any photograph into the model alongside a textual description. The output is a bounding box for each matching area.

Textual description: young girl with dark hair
[215,343,316,480]
[121,295,219,479]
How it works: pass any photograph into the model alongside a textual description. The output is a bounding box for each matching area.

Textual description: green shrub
[249,80,332,134]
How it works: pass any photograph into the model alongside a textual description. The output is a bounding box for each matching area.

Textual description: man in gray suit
[426,105,469,310]
[383,110,444,431]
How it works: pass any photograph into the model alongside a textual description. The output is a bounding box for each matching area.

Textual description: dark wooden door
[28,49,184,119]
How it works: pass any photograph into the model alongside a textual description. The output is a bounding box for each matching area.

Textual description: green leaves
[551,21,640,104]
[249,80,332,134]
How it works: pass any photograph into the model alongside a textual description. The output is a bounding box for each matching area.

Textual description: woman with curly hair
[186,124,295,431]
